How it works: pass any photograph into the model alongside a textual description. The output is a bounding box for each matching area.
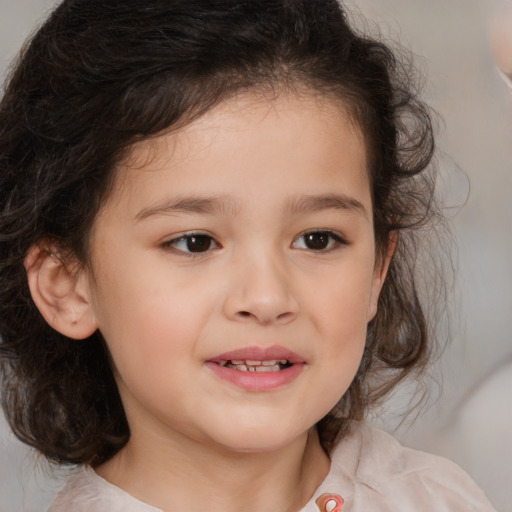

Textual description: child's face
[81,92,388,453]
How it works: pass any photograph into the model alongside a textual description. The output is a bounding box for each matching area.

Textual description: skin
[27,91,392,511]
[490,5,512,78]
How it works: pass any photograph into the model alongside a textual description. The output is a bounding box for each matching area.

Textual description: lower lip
[205,362,305,391]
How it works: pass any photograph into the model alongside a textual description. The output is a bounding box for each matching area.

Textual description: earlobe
[367,232,397,322]
[24,244,98,340]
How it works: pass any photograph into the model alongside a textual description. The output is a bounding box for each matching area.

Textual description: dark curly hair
[0,0,442,465]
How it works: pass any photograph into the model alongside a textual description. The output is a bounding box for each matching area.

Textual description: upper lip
[207,345,304,364]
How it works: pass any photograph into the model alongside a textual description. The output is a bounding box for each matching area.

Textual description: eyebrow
[135,195,239,221]
[285,193,368,219]
[135,192,368,222]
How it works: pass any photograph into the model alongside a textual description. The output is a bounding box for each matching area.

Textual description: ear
[24,244,98,340]
[367,232,397,322]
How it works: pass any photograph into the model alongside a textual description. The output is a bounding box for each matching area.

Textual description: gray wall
[1,1,511,511]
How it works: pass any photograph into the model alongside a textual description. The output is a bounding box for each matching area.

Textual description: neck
[96,426,330,512]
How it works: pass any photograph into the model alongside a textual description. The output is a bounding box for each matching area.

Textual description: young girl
[0,1,497,511]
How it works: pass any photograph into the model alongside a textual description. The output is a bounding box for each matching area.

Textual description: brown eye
[185,235,213,252]
[165,233,218,254]
[304,232,330,250]
[292,230,345,251]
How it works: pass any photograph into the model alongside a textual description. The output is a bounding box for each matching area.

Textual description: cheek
[308,267,373,335]
[303,264,373,395]
[89,267,219,375]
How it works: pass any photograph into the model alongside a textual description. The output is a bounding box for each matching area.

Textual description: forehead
[105,91,370,214]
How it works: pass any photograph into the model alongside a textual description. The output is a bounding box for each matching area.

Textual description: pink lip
[207,345,304,364]
[205,345,305,392]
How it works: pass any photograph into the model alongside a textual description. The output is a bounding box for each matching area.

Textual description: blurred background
[1,0,511,511]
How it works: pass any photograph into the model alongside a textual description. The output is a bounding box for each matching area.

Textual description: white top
[48,422,497,512]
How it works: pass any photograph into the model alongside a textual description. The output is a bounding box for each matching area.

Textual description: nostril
[235,310,296,322]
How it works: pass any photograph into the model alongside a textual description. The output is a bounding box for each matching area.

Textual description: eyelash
[292,230,348,252]
[161,230,348,257]
[161,232,220,257]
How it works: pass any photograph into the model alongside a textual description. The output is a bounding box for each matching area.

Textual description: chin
[209,422,308,454]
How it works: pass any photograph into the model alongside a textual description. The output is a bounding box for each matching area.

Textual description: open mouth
[206,346,304,390]
[218,359,293,372]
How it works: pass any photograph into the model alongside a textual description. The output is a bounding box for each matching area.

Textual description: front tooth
[246,360,262,366]
[255,365,280,372]
[231,360,244,365]
[262,360,278,366]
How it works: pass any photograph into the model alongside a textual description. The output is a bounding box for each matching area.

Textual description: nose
[222,252,300,326]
